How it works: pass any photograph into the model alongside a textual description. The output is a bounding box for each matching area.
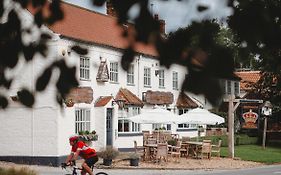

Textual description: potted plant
[128,153,140,166]
[167,139,177,146]
[97,146,119,166]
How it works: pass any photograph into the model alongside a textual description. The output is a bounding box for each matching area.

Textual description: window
[221,80,226,94]
[118,107,141,132]
[144,67,151,87]
[75,108,90,134]
[110,62,118,82]
[127,64,134,85]
[178,109,190,128]
[152,124,171,131]
[80,56,90,80]
[227,80,232,95]
[234,81,240,95]
[178,109,188,115]
[158,70,165,88]
[172,71,178,90]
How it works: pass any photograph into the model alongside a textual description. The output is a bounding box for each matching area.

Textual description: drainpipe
[137,55,141,98]
[31,55,35,157]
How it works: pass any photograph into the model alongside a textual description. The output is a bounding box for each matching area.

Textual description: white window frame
[75,108,91,134]
[118,107,141,133]
[144,67,151,87]
[172,71,178,90]
[127,64,134,85]
[159,69,165,88]
[110,62,118,83]
[80,56,90,80]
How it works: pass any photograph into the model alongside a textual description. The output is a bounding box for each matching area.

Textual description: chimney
[106,1,117,17]
[154,14,166,35]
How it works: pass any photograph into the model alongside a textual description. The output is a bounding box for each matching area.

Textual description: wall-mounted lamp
[112,98,126,109]
[10,95,19,101]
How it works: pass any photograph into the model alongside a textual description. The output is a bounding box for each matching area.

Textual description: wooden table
[183,141,203,158]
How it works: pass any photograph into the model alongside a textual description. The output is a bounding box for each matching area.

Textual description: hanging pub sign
[241,108,259,129]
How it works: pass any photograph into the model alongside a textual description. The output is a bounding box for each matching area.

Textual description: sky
[63,0,233,33]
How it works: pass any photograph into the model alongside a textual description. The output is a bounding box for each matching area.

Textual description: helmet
[69,135,79,142]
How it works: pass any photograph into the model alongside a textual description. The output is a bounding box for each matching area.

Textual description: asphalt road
[34,164,281,175]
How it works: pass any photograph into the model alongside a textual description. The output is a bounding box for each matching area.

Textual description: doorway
[106,108,113,146]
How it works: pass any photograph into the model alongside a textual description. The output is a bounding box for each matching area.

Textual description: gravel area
[0,157,263,172]
[110,157,263,170]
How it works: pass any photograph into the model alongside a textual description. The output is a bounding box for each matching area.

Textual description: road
[34,164,281,175]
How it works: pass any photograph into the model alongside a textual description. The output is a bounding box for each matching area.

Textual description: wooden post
[228,95,235,158]
[262,117,268,149]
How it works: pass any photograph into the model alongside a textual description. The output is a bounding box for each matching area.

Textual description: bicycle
[61,161,108,175]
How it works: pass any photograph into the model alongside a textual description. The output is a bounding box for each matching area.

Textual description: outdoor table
[183,141,203,158]
[143,144,173,161]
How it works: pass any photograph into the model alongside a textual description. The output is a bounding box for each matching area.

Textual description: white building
[0,2,213,166]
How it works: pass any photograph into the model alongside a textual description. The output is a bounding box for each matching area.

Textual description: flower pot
[103,159,112,166]
[130,158,139,166]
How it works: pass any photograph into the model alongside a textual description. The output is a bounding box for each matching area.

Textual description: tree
[0,0,280,109]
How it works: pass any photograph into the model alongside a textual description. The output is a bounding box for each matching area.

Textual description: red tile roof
[145,90,173,105]
[94,96,112,107]
[115,88,143,107]
[67,87,93,104]
[27,2,157,57]
[235,71,261,90]
[176,92,198,108]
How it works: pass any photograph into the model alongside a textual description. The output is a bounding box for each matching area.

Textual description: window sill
[109,81,119,84]
[127,83,135,86]
[118,132,143,137]
[144,85,152,88]
[176,128,198,132]
[80,78,91,81]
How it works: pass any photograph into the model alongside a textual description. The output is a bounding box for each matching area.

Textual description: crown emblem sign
[242,109,258,124]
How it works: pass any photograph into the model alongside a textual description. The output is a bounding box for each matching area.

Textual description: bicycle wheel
[96,172,108,175]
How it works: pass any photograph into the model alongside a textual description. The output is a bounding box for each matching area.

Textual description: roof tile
[235,71,261,90]
[27,2,157,56]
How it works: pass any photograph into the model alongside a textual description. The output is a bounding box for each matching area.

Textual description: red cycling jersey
[71,141,96,159]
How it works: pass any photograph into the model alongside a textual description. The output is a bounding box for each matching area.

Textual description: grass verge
[220,145,281,164]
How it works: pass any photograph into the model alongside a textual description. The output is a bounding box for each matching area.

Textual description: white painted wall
[0,7,216,160]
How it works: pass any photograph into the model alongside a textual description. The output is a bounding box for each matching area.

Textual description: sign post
[226,97,263,158]
[261,101,272,149]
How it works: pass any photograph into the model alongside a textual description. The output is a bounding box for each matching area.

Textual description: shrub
[97,146,119,159]
[0,167,37,175]
[195,134,258,147]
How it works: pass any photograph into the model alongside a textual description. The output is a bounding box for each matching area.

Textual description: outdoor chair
[146,138,157,144]
[143,133,153,145]
[211,139,222,157]
[155,143,169,162]
[170,141,181,162]
[199,140,212,159]
[180,143,188,158]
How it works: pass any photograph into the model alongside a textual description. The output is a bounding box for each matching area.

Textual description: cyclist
[64,135,98,175]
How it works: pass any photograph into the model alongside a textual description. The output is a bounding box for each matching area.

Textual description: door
[106,108,113,146]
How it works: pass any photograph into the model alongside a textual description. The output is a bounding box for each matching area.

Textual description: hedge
[191,134,258,147]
